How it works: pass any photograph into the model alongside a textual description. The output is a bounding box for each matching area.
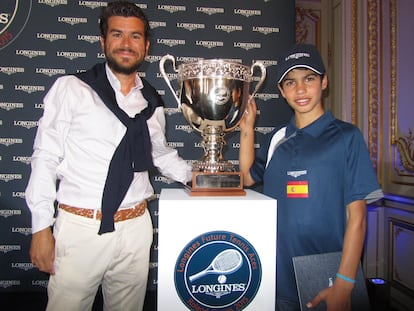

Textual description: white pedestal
[157,188,277,311]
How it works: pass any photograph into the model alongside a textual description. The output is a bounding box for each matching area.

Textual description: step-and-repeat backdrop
[0,0,294,293]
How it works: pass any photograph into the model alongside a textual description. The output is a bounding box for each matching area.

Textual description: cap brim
[278,65,323,83]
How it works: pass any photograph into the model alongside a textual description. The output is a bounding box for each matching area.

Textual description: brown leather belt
[59,201,147,222]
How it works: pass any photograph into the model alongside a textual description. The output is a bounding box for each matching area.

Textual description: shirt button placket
[292,131,301,168]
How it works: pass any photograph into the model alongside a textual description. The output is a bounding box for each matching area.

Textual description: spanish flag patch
[287,180,309,198]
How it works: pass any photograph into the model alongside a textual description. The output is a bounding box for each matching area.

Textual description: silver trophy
[160,55,266,195]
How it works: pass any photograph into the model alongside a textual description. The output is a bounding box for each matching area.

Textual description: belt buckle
[93,209,99,220]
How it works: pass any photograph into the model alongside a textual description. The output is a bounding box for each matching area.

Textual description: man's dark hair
[99,1,151,39]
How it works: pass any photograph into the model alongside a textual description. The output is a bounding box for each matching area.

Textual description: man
[239,43,383,311]
[25,1,191,310]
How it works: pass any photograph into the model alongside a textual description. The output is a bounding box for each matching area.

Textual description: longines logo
[253,26,280,35]
[175,124,193,133]
[0,138,23,146]
[77,34,100,44]
[174,231,261,310]
[32,280,48,288]
[0,209,22,218]
[253,59,278,67]
[11,262,35,271]
[177,23,205,32]
[0,245,21,253]
[196,7,224,16]
[15,85,45,94]
[11,227,32,236]
[157,72,177,81]
[195,40,224,49]
[15,49,46,58]
[149,21,166,29]
[36,68,66,77]
[0,1,32,51]
[255,126,275,135]
[57,51,87,60]
[157,38,185,47]
[167,142,184,148]
[14,120,39,129]
[12,191,26,198]
[0,102,24,111]
[78,1,107,9]
[0,174,23,182]
[13,156,32,167]
[255,93,279,101]
[145,55,161,63]
[177,56,202,63]
[0,66,24,75]
[234,9,261,18]
[153,175,175,184]
[135,4,147,9]
[37,33,67,42]
[231,142,260,149]
[38,0,67,7]
[215,24,243,33]
[0,280,20,289]
[164,107,180,116]
[58,16,88,26]
[234,42,261,51]
[157,5,186,14]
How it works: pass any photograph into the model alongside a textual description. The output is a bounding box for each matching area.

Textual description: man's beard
[106,52,141,75]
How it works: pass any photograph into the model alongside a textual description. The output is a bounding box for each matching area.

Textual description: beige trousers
[46,208,153,311]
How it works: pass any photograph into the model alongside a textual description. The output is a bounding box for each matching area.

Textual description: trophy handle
[250,61,267,98]
[159,54,181,107]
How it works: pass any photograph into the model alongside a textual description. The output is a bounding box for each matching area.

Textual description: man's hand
[30,227,55,275]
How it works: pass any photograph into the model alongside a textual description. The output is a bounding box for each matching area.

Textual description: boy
[239,43,383,311]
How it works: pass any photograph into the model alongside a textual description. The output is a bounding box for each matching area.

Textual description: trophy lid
[178,59,253,82]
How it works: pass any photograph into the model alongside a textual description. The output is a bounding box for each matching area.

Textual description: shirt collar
[285,110,334,137]
[105,63,143,94]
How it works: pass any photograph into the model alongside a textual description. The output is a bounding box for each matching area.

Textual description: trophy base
[186,171,246,196]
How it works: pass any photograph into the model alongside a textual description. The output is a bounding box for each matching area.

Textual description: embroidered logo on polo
[287,170,309,198]
[0,1,32,50]
[174,230,261,310]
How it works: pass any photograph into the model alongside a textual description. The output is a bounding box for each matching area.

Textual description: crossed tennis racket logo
[189,249,243,282]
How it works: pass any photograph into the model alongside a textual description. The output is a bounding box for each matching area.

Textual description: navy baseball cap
[276,43,326,83]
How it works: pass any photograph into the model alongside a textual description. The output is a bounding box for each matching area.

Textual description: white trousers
[46,208,153,311]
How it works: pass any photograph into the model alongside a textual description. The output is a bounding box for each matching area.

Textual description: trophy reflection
[160,55,266,196]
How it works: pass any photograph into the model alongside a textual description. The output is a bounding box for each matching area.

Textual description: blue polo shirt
[250,110,383,303]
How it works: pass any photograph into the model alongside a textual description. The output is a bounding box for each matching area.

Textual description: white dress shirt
[26,64,192,233]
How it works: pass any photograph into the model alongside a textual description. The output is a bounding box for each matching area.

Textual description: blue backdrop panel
[0,0,294,293]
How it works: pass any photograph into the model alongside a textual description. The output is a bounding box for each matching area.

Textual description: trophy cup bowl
[159,55,266,195]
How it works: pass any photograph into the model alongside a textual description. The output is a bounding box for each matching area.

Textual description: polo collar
[285,110,334,138]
